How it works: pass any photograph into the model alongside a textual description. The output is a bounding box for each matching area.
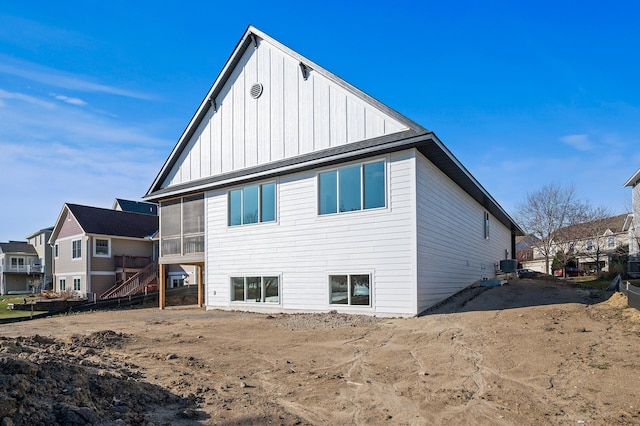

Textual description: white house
[143,26,522,317]
[625,169,640,277]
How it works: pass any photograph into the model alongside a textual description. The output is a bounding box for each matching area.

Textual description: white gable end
[162,37,409,190]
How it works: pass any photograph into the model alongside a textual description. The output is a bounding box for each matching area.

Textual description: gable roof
[112,198,158,216]
[556,213,630,239]
[143,26,522,236]
[624,168,640,187]
[50,204,158,242]
[25,227,54,240]
[0,241,37,255]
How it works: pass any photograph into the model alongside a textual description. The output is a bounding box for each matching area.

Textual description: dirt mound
[604,291,629,309]
[0,331,202,425]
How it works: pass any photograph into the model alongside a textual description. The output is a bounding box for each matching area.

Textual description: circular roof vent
[249,83,263,99]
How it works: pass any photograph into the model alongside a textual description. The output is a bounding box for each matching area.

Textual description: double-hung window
[72,240,82,259]
[231,276,279,303]
[319,161,385,215]
[228,183,276,226]
[94,239,110,257]
[59,278,66,291]
[73,277,81,291]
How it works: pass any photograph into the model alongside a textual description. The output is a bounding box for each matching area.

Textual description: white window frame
[229,275,281,304]
[227,181,278,227]
[72,239,82,260]
[59,277,66,291]
[73,276,81,292]
[94,238,111,257]
[328,272,373,307]
[607,236,616,248]
[317,158,387,216]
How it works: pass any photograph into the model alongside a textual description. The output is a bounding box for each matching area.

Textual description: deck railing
[101,260,158,299]
[113,255,153,270]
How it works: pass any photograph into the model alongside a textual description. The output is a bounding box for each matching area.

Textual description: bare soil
[1,279,640,425]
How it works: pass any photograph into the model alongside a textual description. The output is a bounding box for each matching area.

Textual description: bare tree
[515,183,589,274]
[555,206,612,277]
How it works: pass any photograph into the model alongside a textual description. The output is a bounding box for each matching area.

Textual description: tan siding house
[49,204,159,299]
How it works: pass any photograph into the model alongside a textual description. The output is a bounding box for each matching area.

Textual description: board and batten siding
[162,38,408,190]
[205,151,416,316]
[415,153,511,313]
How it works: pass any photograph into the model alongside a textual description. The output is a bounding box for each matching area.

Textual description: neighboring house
[143,26,522,317]
[625,168,640,277]
[49,203,159,300]
[0,241,41,295]
[26,227,54,290]
[525,214,630,275]
[112,198,158,216]
[515,234,539,266]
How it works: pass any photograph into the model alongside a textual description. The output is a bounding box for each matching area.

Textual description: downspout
[87,236,91,299]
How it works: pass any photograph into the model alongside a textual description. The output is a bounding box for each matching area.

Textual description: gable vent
[249,83,263,99]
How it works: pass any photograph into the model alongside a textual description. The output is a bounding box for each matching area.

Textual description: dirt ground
[2,279,640,425]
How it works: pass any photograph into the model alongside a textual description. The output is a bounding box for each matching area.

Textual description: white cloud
[51,93,87,106]
[559,134,595,151]
[0,54,153,100]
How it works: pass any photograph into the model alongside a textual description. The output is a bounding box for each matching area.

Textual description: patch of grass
[0,296,43,319]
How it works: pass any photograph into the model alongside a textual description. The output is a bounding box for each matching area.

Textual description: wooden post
[159,263,166,310]
[198,264,204,308]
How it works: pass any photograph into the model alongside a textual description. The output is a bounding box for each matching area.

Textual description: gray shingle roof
[0,241,37,255]
[113,199,158,216]
[66,204,158,238]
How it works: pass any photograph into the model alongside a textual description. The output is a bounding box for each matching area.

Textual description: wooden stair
[100,260,158,300]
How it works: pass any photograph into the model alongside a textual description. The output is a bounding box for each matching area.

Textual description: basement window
[231,276,279,303]
[329,274,371,306]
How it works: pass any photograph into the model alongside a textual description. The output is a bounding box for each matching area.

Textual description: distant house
[525,213,630,276]
[49,204,159,299]
[26,227,54,290]
[625,169,640,277]
[112,199,158,216]
[0,241,42,295]
[143,26,522,317]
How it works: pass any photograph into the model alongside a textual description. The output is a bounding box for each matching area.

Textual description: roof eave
[624,168,640,187]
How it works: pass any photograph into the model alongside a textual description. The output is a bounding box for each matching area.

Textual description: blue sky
[1,1,639,241]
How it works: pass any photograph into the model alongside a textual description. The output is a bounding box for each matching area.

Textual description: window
[94,239,110,257]
[484,212,490,239]
[10,257,24,267]
[586,240,593,251]
[231,276,279,303]
[54,244,59,258]
[59,278,66,291]
[319,161,385,215]
[228,183,276,226]
[73,277,81,291]
[608,236,616,248]
[72,240,82,259]
[329,274,371,306]
[160,195,205,256]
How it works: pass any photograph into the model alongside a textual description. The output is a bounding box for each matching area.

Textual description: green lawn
[571,276,640,290]
[0,296,45,320]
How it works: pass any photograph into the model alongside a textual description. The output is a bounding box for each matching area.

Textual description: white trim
[327,271,374,308]
[228,274,282,305]
[93,237,111,258]
[72,276,81,291]
[72,239,82,260]
[90,271,116,276]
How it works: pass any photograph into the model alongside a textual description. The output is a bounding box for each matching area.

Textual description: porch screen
[160,199,181,255]
[182,195,204,254]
